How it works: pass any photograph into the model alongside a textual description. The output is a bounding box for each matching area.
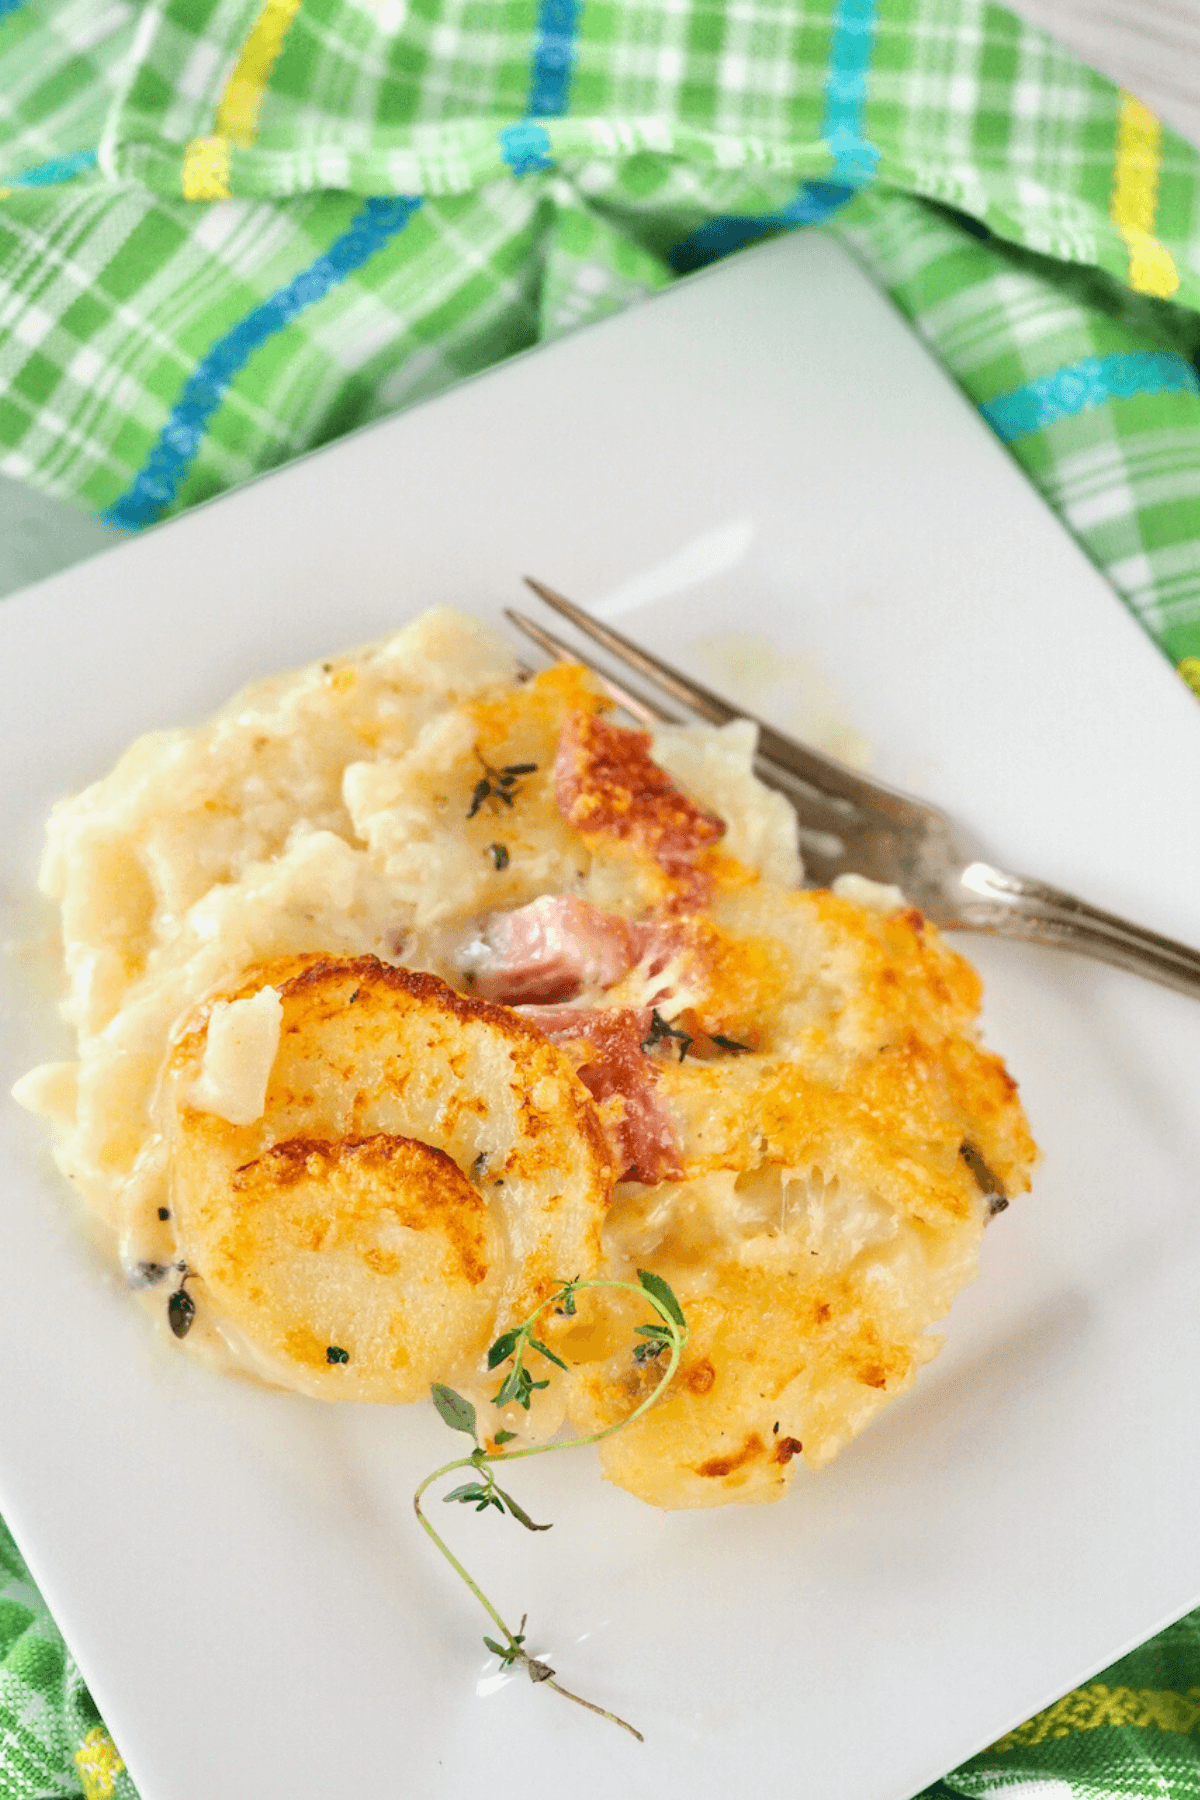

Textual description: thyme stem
[412,1455,514,1646]
[414,1271,688,1741]
[543,1678,645,1742]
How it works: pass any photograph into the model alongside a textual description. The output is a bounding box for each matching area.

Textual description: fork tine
[523,575,738,726]
[504,609,683,727]
[522,576,897,814]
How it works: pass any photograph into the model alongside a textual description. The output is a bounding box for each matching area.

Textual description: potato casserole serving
[15,608,1036,1508]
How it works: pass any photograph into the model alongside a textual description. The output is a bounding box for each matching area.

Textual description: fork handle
[953,862,1200,1000]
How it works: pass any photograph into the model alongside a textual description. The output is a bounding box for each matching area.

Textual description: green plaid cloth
[3,1,1200,1795]
[1,0,1200,675]
[0,1520,137,1800]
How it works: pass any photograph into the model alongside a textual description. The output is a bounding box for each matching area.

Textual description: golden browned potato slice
[202,1133,498,1401]
[161,954,613,1401]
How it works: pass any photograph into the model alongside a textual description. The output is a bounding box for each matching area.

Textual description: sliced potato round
[195,1133,498,1400]
[162,954,613,1401]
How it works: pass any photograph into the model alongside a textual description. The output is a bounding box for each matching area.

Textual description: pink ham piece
[554,708,725,904]
[521,1005,683,1186]
[458,895,636,1005]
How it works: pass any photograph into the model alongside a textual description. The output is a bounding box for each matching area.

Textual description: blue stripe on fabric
[527,0,582,118]
[671,181,855,273]
[7,149,98,187]
[102,194,423,532]
[499,0,581,174]
[825,0,879,188]
[670,0,879,272]
[0,0,27,19]
[499,121,554,176]
[981,351,1200,444]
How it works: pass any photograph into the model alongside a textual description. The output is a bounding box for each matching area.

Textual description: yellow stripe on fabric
[1179,657,1200,699]
[74,1727,125,1800]
[1110,90,1180,299]
[216,0,304,146]
[182,134,232,201]
[994,1680,1200,1749]
[181,0,302,199]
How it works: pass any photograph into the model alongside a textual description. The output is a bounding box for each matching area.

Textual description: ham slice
[457,894,636,1005]
[554,710,725,900]
[522,1004,683,1186]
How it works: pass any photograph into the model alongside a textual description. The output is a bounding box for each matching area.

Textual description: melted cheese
[191,986,282,1125]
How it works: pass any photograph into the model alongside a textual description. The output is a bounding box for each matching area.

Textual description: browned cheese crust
[561,891,1037,1507]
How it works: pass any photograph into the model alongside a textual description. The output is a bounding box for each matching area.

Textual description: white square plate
[2,233,1199,1800]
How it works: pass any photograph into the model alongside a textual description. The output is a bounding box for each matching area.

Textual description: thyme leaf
[167,1288,195,1339]
[640,1008,693,1062]
[494,1486,552,1532]
[443,1482,492,1507]
[493,1364,549,1410]
[487,1329,519,1369]
[636,1267,687,1330]
[430,1384,478,1440]
[467,753,538,819]
[527,1335,569,1371]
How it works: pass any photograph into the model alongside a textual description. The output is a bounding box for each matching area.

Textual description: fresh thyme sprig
[413,1269,688,1742]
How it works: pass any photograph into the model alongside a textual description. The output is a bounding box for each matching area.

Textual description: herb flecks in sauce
[466,754,538,820]
[167,1266,196,1337]
[960,1139,1008,1213]
[641,1008,693,1062]
[131,1261,171,1288]
[167,1289,195,1338]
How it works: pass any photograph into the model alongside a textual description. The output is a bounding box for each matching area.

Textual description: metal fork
[508,577,1200,1001]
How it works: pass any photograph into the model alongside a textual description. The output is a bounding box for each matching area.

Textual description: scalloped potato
[164,953,611,1400]
[15,607,1036,1507]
